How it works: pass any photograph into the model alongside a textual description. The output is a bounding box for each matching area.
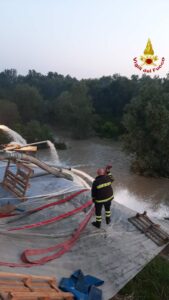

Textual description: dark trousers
[95,200,111,224]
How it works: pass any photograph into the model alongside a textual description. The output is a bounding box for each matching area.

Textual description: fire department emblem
[140,39,158,66]
[133,39,165,73]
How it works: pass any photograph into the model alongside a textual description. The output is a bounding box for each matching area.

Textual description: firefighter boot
[106,217,111,225]
[92,221,101,229]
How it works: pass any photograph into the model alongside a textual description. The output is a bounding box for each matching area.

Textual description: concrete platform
[0,162,169,299]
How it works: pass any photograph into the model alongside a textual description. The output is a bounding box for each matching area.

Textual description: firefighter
[91,165,114,228]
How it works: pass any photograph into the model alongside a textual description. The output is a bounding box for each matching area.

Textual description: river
[55,137,169,219]
[2,122,169,219]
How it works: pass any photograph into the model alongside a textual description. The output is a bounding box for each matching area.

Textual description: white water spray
[46,140,59,163]
[0,125,60,163]
[0,125,26,145]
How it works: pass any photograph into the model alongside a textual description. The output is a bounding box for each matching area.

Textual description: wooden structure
[2,160,33,200]
[128,211,169,246]
[3,144,37,154]
[0,272,73,300]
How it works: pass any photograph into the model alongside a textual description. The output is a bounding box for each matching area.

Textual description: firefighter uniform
[91,171,114,228]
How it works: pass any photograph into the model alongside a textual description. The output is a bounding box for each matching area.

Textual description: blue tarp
[59,269,104,300]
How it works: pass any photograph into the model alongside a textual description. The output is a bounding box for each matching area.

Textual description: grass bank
[111,255,169,300]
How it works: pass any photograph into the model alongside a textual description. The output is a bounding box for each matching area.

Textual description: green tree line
[1,69,169,177]
[0,69,138,139]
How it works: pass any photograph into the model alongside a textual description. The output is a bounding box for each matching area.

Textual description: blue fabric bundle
[59,269,104,300]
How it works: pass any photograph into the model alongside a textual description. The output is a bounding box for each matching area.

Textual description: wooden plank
[3,144,21,151]
[6,170,16,178]
[15,182,26,191]
[129,213,169,246]
[16,176,27,183]
[8,291,73,300]
[3,145,37,153]
[27,282,56,288]
[6,185,24,197]
[16,163,33,174]
[16,146,37,153]
[3,181,15,190]
[0,292,9,300]
[14,183,25,193]
[8,173,28,185]
[0,272,57,281]
[129,217,163,246]
[0,285,58,291]
[2,160,33,200]
[0,287,29,292]
[0,280,26,286]
[134,215,169,243]
[1,288,60,293]
[3,177,14,185]
[3,178,27,199]
[16,170,29,179]
[48,280,60,292]
[5,175,17,184]
[0,272,73,300]
[139,213,169,239]
[1,185,26,201]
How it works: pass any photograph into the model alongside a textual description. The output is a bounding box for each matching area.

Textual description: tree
[0,69,17,87]
[98,120,119,138]
[54,83,95,138]
[13,84,44,122]
[16,120,54,143]
[0,99,20,127]
[122,82,169,177]
[86,75,136,137]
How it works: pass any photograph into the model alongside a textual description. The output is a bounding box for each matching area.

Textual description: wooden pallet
[128,211,169,246]
[0,272,73,300]
[2,160,33,201]
[3,144,37,153]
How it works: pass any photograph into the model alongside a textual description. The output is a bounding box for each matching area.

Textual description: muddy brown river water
[54,137,169,219]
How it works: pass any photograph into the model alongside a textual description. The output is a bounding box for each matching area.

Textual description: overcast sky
[0,0,168,79]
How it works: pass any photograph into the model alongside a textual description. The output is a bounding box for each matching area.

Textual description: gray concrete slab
[0,162,169,299]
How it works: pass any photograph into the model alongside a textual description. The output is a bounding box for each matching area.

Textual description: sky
[0,0,168,79]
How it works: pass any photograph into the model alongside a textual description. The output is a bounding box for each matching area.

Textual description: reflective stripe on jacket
[91,173,114,203]
[95,195,114,203]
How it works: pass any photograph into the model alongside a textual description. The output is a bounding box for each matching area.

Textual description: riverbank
[111,254,169,300]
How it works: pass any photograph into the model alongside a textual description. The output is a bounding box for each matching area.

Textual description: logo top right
[133,38,165,73]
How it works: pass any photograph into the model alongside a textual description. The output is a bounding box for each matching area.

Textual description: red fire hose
[0,189,95,267]
[0,206,94,267]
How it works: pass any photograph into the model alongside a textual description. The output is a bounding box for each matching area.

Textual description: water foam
[46,140,59,163]
[0,125,26,145]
